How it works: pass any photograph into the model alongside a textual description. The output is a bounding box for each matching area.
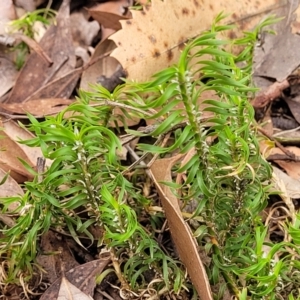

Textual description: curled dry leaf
[80,37,119,91]
[80,30,139,126]
[110,0,286,81]
[88,0,132,30]
[150,155,213,300]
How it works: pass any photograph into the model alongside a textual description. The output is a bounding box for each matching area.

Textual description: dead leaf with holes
[110,0,288,81]
[150,155,213,300]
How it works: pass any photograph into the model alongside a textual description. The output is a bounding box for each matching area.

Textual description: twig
[36,157,46,183]
[257,126,295,159]
[251,79,290,108]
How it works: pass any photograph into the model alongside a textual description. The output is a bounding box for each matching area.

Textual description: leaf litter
[1,0,300,299]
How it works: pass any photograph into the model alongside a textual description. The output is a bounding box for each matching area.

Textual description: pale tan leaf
[57,276,93,300]
[273,166,300,199]
[150,155,213,300]
[271,166,296,223]
[110,0,287,81]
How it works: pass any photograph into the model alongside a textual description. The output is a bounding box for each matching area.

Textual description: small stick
[251,79,290,109]
[257,127,295,160]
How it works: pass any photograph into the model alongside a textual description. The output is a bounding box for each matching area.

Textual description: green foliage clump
[9,8,56,70]
[1,13,300,299]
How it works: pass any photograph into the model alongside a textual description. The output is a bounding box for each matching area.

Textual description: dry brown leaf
[0,57,18,98]
[0,117,49,180]
[270,145,300,157]
[36,231,79,284]
[254,2,300,83]
[0,168,24,213]
[0,123,35,182]
[0,98,73,116]
[110,0,287,81]
[150,155,213,300]
[1,118,48,167]
[25,69,81,102]
[80,30,139,126]
[88,0,132,30]
[275,160,300,180]
[0,167,22,213]
[0,167,24,198]
[40,257,111,299]
[7,0,76,103]
[80,37,118,91]
[13,32,53,66]
[70,11,100,48]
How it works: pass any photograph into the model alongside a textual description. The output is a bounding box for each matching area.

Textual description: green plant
[1,13,300,299]
[9,8,56,70]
